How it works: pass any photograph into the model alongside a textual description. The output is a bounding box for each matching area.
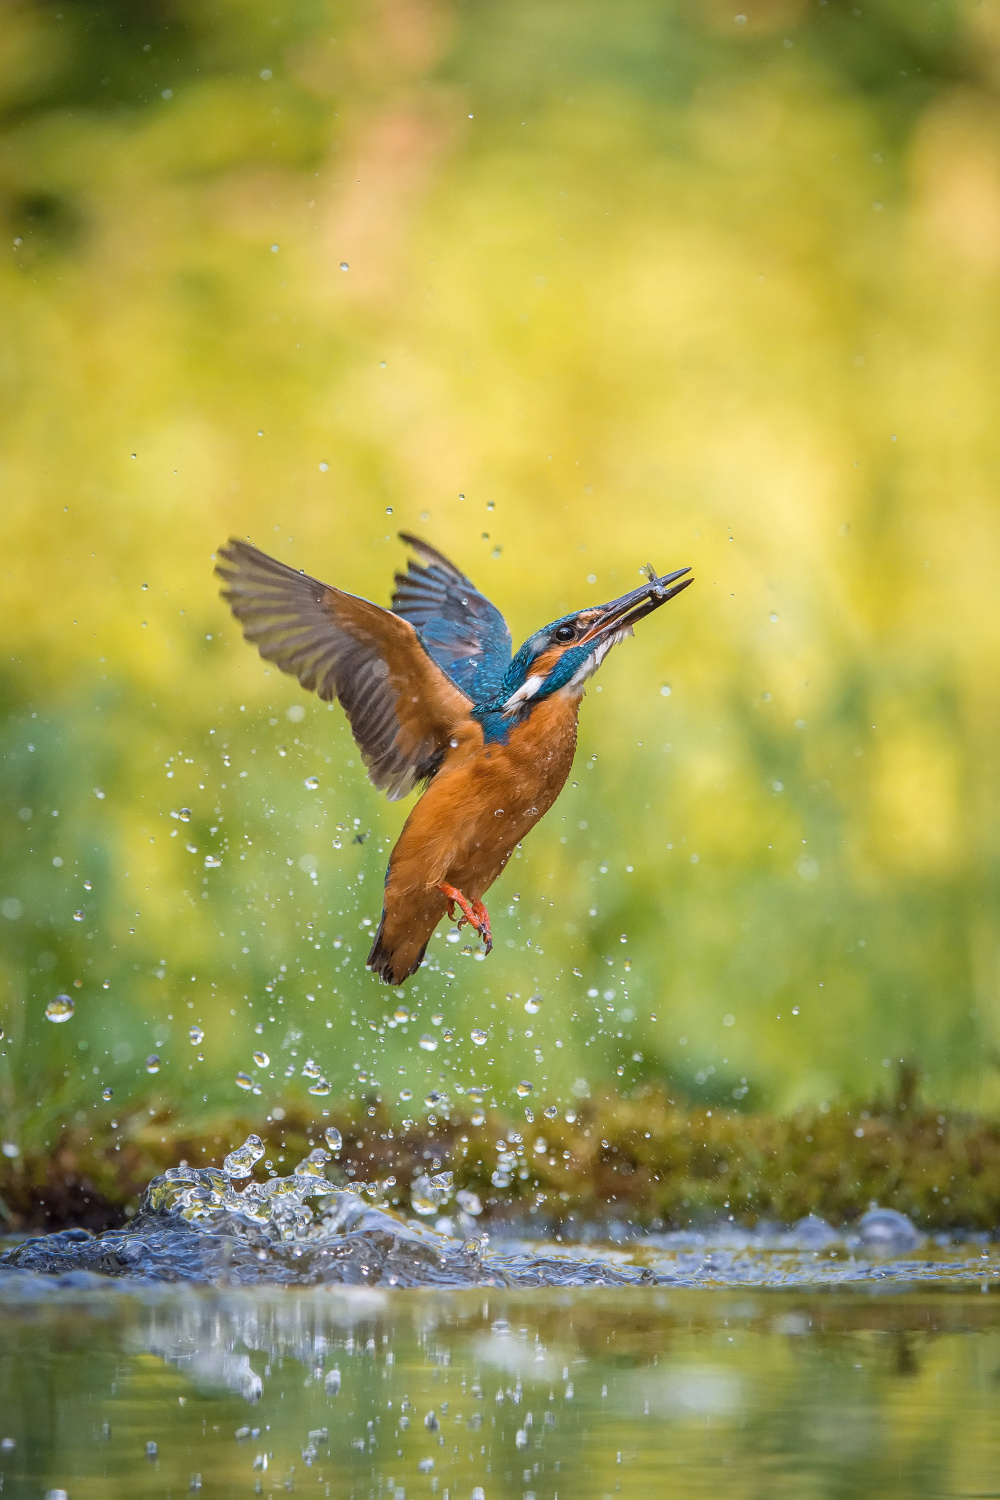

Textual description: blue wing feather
[391,533,512,703]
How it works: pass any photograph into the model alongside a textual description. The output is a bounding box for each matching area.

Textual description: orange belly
[368,691,582,981]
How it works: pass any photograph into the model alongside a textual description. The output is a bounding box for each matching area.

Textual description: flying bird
[216,533,692,985]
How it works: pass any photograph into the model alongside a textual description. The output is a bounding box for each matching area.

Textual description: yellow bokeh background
[2,0,1000,1144]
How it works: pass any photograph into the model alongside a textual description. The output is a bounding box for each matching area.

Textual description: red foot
[438,882,493,955]
[471,900,492,955]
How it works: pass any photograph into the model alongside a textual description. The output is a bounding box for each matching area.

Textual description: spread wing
[391,532,512,704]
[216,539,473,801]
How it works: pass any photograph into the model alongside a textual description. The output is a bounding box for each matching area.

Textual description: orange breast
[386,690,583,901]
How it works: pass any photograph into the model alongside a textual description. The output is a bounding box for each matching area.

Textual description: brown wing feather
[216,538,472,800]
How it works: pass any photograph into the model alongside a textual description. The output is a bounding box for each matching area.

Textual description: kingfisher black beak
[578,566,693,647]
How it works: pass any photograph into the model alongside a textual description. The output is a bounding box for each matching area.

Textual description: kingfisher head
[495,564,692,715]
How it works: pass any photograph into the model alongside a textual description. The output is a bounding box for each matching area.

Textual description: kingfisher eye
[554,624,576,643]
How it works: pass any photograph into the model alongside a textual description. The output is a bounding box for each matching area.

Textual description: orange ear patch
[529,644,565,679]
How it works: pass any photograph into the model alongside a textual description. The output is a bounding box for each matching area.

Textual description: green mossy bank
[3,1086,997,1237]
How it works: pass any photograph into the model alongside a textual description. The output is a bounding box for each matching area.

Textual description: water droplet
[471,1108,486,1126]
[324,1126,343,1153]
[223,1134,264,1178]
[253,1050,270,1068]
[304,776,319,790]
[442,1028,454,1042]
[301,1058,322,1079]
[411,1170,453,1215]
[308,1078,332,1095]
[83,880,92,891]
[178,808,191,822]
[471,1028,488,1046]
[145,1054,161,1074]
[324,1368,341,1394]
[393,1006,409,1023]
[524,995,542,1014]
[204,855,222,868]
[189,1025,204,1045]
[543,1104,558,1119]
[385,506,393,515]
[46,995,74,1023]
[235,1071,254,1090]
[466,1086,484,1103]
[340,261,349,271]
[399,1087,413,1101]
[73,909,85,922]
[296,1147,331,1177]
[516,1080,533,1097]
[424,1089,444,1108]
[102,1087,113,1100]
[418,1034,438,1052]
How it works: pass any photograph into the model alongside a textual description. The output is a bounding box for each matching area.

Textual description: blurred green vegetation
[3,1085,999,1235]
[2,0,1000,1165]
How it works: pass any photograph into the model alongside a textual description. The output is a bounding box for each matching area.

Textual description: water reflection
[1,1283,1000,1498]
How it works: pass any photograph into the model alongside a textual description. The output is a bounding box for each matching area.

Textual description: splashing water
[4,1135,996,1295]
[223,1135,265,1179]
[0,1136,668,1289]
[410,1172,453,1217]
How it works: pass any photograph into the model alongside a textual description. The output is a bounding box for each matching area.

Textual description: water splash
[410,1172,453,1217]
[0,1137,661,1289]
[3,1139,996,1293]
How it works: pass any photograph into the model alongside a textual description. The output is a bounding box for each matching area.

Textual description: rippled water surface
[3,1256,1000,1498]
[3,1156,1000,1496]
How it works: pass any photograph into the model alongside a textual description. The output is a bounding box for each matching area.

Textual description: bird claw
[471,900,492,955]
[438,883,492,953]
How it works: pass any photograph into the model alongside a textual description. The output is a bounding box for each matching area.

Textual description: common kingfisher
[216,533,692,984]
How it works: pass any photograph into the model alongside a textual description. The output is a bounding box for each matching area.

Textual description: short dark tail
[366,910,428,985]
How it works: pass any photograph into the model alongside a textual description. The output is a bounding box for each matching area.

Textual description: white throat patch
[502,672,545,713]
[565,627,631,690]
[502,626,634,712]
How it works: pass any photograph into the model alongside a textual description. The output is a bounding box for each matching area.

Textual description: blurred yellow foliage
[0,0,999,1144]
